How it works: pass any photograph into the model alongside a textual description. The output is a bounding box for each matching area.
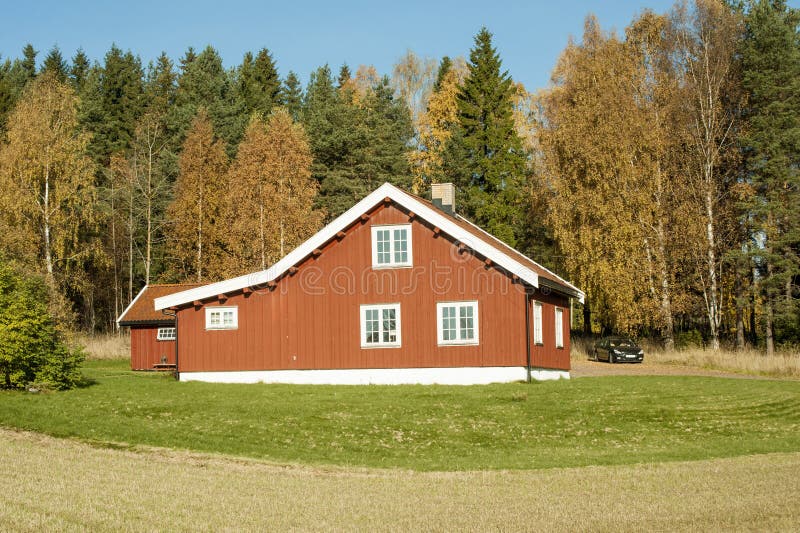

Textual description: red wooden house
[117,284,202,370]
[154,183,584,384]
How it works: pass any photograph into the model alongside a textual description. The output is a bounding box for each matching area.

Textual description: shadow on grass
[75,375,99,389]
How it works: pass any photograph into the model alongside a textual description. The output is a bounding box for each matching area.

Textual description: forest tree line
[0,0,797,354]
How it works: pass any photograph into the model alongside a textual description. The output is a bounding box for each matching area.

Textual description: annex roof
[117,283,204,326]
[154,183,584,311]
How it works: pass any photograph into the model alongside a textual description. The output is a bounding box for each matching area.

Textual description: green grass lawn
[1,360,799,471]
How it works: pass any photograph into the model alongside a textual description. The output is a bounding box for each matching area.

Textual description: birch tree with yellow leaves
[411,56,467,192]
[0,74,98,297]
[539,16,671,335]
[164,109,230,282]
[224,109,323,275]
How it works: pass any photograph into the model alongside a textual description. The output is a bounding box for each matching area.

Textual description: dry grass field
[571,336,800,379]
[76,333,129,360]
[2,428,799,531]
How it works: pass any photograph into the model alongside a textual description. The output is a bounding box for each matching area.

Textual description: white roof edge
[116,285,148,325]
[155,183,582,310]
[453,214,586,304]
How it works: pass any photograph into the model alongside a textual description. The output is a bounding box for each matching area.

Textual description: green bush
[0,262,84,390]
[675,329,704,350]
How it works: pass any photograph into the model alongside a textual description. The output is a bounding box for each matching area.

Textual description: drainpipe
[162,308,178,381]
[524,291,532,383]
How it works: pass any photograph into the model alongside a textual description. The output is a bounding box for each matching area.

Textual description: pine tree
[165,109,229,282]
[20,44,36,80]
[280,70,303,120]
[433,56,453,93]
[168,46,245,156]
[238,48,281,116]
[41,46,68,82]
[740,0,800,353]
[69,49,90,91]
[0,58,13,132]
[304,66,413,218]
[82,45,145,167]
[337,64,352,89]
[446,28,528,247]
[0,45,38,131]
[145,52,177,116]
[359,77,414,190]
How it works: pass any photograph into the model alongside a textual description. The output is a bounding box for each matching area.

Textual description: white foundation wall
[179,367,570,385]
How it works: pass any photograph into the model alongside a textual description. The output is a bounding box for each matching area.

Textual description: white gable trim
[154,183,578,311]
[116,285,148,325]
[454,214,584,302]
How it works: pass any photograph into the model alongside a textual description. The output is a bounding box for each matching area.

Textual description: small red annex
[149,183,584,385]
[116,283,201,370]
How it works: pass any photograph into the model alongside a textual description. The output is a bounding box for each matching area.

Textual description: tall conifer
[741,0,800,351]
[446,28,528,247]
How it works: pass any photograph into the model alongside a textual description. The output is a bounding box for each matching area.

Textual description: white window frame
[360,303,401,348]
[555,307,564,349]
[156,327,176,341]
[371,224,413,268]
[205,306,238,330]
[436,301,479,346]
[533,301,543,345]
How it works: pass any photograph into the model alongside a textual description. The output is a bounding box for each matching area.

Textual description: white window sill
[371,264,414,270]
[438,341,479,347]
[360,343,402,349]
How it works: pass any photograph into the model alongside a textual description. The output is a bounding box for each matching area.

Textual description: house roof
[411,192,584,301]
[117,284,204,326]
[154,183,584,311]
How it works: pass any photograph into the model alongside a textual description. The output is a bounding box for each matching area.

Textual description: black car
[592,337,644,363]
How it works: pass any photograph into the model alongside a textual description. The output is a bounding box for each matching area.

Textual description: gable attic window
[436,301,479,345]
[156,327,176,341]
[360,303,401,348]
[205,306,238,330]
[371,224,412,268]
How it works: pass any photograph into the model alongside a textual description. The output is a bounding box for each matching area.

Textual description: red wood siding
[176,203,571,372]
[130,326,175,370]
[529,293,571,371]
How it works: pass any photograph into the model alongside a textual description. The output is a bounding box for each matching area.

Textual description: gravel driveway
[570,358,766,379]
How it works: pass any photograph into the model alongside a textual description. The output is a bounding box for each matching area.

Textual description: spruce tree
[238,48,281,116]
[304,66,413,219]
[0,59,14,132]
[433,56,452,93]
[168,46,245,156]
[1,45,38,121]
[41,46,68,82]
[358,76,413,190]
[740,0,800,349]
[82,45,145,167]
[20,44,37,80]
[446,28,528,247]
[280,71,303,120]
[337,64,352,89]
[145,52,177,116]
[70,49,90,91]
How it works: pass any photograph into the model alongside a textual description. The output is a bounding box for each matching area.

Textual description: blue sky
[1,1,792,92]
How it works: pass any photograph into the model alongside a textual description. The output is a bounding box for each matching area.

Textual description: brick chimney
[431,183,456,215]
